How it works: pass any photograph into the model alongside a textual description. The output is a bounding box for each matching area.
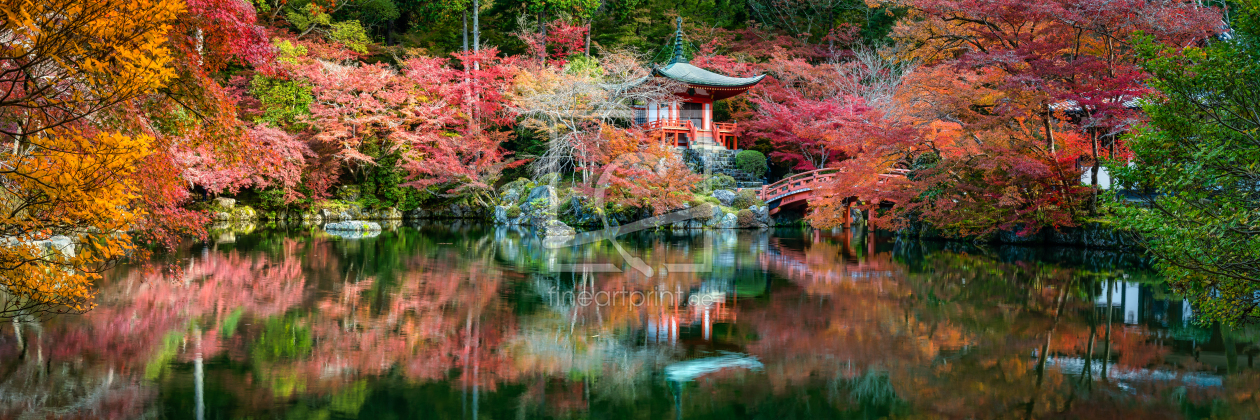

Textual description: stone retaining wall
[894,220,1135,250]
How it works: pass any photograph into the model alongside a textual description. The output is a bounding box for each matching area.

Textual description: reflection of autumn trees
[0,239,309,419]
[5,227,1259,419]
[727,236,1252,418]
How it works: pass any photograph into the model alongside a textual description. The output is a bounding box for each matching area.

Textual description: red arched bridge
[752,167,910,225]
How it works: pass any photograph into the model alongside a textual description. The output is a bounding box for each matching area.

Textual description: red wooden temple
[633,19,765,150]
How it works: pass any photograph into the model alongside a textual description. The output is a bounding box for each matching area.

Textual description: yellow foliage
[1,0,183,108]
[1,130,152,315]
[0,0,181,318]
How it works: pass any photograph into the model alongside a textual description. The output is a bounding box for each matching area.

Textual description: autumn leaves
[0,0,185,317]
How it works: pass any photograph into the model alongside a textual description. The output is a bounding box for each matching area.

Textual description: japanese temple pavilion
[634,19,765,150]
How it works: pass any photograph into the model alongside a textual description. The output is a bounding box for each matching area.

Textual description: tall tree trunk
[463,8,473,131]
[1044,104,1056,153]
[585,19,592,57]
[1090,130,1100,215]
[540,8,548,64]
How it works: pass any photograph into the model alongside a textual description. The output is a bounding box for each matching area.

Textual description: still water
[2,222,1258,419]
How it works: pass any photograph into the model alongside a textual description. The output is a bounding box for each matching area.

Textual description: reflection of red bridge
[755,168,910,224]
[758,237,900,284]
[758,252,897,283]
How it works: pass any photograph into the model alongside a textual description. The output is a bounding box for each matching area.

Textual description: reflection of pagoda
[634,18,765,150]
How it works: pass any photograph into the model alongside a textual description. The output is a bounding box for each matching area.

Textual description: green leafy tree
[1114,7,1260,325]
[250,76,313,127]
[360,148,427,210]
[735,150,768,178]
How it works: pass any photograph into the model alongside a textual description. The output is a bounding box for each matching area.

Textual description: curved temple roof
[652,17,765,98]
[653,62,766,89]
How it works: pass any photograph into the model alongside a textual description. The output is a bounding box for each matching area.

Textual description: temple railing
[640,119,741,149]
[715,122,738,149]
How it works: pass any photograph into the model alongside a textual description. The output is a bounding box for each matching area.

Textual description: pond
[2,222,1256,419]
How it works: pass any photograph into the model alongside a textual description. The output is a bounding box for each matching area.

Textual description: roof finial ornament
[670,17,688,64]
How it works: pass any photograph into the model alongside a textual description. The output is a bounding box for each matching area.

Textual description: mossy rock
[506,205,522,219]
[701,174,737,191]
[229,205,257,220]
[731,190,762,209]
[691,203,716,221]
[311,200,351,213]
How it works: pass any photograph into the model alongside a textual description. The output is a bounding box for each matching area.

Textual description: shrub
[736,209,756,227]
[701,174,736,191]
[329,20,371,53]
[735,150,768,178]
[505,205,522,218]
[257,188,288,210]
[691,203,715,221]
[731,189,761,209]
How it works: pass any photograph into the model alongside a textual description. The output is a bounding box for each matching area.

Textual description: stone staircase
[679,148,764,186]
[688,132,725,151]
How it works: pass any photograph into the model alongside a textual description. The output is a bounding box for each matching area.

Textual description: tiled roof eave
[652,64,766,89]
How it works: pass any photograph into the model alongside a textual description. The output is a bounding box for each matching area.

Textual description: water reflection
[1,223,1258,419]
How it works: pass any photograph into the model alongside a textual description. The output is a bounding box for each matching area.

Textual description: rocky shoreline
[204,183,1134,250]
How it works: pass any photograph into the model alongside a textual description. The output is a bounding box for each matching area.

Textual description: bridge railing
[756,167,911,202]
[758,168,841,201]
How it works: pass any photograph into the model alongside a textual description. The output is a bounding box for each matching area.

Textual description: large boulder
[499,178,532,205]
[230,205,257,221]
[705,207,726,228]
[712,190,737,206]
[541,219,576,237]
[524,185,558,209]
[377,207,403,220]
[407,208,430,219]
[39,235,75,259]
[324,221,382,232]
[494,205,509,224]
[214,197,236,210]
[753,206,770,227]
[718,212,738,229]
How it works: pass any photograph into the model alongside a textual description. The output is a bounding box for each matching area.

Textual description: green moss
[230,205,257,219]
[701,174,736,191]
[731,190,762,209]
